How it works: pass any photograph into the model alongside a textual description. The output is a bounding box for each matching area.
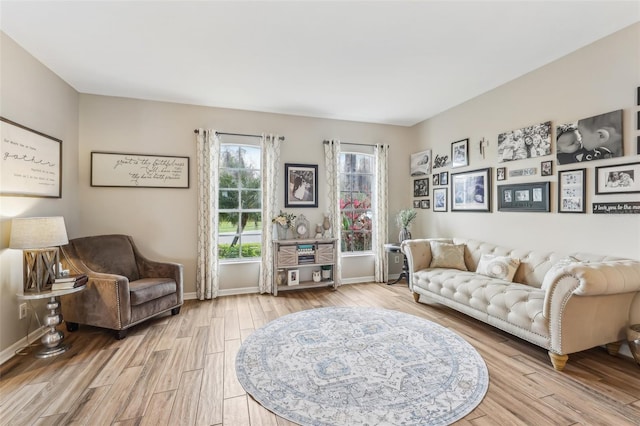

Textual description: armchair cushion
[129,278,177,306]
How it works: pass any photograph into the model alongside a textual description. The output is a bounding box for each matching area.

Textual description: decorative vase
[627,324,640,365]
[323,215,331,238]
[321,266,332,280]
[277,224,288,240]
[399,227,411,243]
[276,269,287,286]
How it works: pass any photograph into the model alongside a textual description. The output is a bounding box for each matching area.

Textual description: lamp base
[23,248,59,293]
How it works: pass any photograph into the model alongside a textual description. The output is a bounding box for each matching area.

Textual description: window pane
[220,146,239,168]
[219,170,239,189]
[339,152,375,253]
[219,189,239,209]
[241,190,261,209]
[241,212,262,232]
[239,146,261,169]
[240,170,261,188]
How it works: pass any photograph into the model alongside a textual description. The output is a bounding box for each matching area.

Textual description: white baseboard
[0,326,48,366]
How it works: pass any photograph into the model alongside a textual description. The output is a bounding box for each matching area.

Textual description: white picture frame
[287,269,300,286]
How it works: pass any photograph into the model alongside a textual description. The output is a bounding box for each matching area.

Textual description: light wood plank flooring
[1,283,639,425]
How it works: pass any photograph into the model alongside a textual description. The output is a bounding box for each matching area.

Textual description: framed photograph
[498,182,550,212]
[420,199,430,209]
[451,139,469,168]
[558,169,586,213]
[496,167,506,181]
[91,152,189,188]
[498,121,551,162]
[451,168,491,212]
[541,160,553,177]
[595,162,640,194]
[439,171,448,185]
[433,173,439,186]
[1,117,62,198]
[413,200,420,208]
[285,163,318,207]
[557,110,623,165]
[410,149,432,176]
[287,269,300,286]
[413,178,429,197]
[433,188,447,212]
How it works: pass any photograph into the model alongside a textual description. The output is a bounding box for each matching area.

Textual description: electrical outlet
[394,254,400,264]
[19,303,28,320]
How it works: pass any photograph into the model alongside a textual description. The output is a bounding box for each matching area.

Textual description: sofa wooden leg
[66,322,79,332]
[115,329,128,340]
[171,306,181,316]
[548,352,568,371]
[606,341,623,356]
[412,292,420,302]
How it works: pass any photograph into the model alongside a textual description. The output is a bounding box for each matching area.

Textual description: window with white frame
[218,143,262,259]
[339,152,374,252]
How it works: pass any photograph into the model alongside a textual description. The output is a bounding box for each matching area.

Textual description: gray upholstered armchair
[59,234,183,339]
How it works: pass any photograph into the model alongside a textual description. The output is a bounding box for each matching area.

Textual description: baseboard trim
[0,326,48,366]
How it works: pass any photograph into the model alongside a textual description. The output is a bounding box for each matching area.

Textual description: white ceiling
[1,1,639,126]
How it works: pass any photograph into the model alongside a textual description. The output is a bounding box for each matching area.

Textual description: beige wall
[0,33,80,354]
[78,95,414,295]
[412,23,640,260]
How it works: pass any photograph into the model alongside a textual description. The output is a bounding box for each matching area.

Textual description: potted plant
[272,210,296,240]
[396,208,417,242]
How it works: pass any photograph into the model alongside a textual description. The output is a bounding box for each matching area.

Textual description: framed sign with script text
[1,117,62,198]
[91,152,190,188]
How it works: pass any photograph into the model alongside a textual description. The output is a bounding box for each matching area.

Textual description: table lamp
[9,216,69,292]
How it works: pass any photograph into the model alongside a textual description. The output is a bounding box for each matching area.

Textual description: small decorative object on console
[295,214,310,239]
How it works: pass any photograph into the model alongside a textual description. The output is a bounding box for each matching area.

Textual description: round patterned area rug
[236,306,489,425]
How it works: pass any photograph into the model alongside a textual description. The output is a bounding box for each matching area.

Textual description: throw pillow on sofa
[429,241,468,270]
[476,254,520,282]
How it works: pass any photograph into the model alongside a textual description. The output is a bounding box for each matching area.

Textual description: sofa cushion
[429,241,468,271]
[129,278,177,306]
[476,254,520,282]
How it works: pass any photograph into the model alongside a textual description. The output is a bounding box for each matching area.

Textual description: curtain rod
[323,140,384,148]
[193,129,285,141]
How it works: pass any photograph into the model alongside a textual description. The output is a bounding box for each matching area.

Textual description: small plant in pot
[396,208,417,242]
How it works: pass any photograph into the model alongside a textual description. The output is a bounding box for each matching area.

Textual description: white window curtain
[195,129,221,300]
[324,139,342,286]
[374,144,390,283]
[259,134,282,294]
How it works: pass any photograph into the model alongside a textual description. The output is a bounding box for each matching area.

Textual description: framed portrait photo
[541,160,553,177]
[413,200,420,209]
[285,163,318,207]
[433,188,447,212]
[439,171,448,185]
[433,173,439,186]
[287,269,300,286]
[410,149,432,176]
[420,199,430,209]
[413,177,429,197]
[451,138,469,168]
[451,168,491,212]
[595,162,640,194]
[558,169,586,213]
[496,167,506,181]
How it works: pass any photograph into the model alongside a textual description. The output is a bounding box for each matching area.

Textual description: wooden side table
[17,285,85,358]
[384,243,409,285]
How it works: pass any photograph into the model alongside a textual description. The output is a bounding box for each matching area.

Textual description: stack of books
[52,274,88,290]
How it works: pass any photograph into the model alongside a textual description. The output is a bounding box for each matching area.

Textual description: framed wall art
[541,160,553,177]
[413,177,429,197]
[287,269,300,286]
[439,171,448,185]
[433,173,439,186]
[420,199,430,209]
[498,121,551,163]
[451,138,469,168]
[91,152,189,188]
[1,117,62,198]
[497,182,550,212]
[451,168,491,212]
[285,163,318,207]
[410,149,432,176]
[558,169,585,213]
[556,110,623,165]
[433,188,447,212]
[496,167,506,181]
[595,162,640,194]
[413,200,421,209]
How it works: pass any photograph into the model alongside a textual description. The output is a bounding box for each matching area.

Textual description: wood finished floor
[1,282,639,425]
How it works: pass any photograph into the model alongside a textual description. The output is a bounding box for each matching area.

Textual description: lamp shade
[9,216,69,249]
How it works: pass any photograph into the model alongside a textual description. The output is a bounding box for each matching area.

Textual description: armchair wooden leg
[115,329,128,340]
[66,322,79,332]
[606,341,623,356]
[412,292,420,302]
[548,351,569,371]
[171,307,181,315]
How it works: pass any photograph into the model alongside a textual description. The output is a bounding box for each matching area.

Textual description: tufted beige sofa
[401,238,640,371]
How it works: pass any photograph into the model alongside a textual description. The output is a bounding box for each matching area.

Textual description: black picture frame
[1,117,62,198]
[498,182,550,212]
[541,160,553,177]
[433,173,439,186]
[413,200,421,209]
[451,138,469,168]
[285,163,318,207]
[451,168,491,212]
[420,199,430,209]
[433,188,448,212]
[413,177,429,197]
[439,171,448,185]
[558,169,586,213]
[595,161,640,195]
[496,167,506,181]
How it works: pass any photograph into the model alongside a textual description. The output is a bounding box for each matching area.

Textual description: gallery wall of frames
[410,88,640,216]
